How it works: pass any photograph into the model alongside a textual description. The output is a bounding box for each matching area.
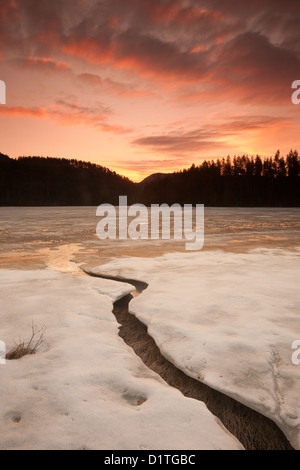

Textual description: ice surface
[1,207,299,449]
[1,207,299,271]
[0,269,243,450]
[91,248,300,449]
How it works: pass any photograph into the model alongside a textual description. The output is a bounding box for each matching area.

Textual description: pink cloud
[14,56,72,72]
[0,101,131,134]
[2,0,298,105]
[0,106,47,118]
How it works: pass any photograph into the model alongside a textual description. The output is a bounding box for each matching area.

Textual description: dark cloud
[213,31,300,104]
[132,128,227,154]
[131,115,293,155]
[1,1,299,107]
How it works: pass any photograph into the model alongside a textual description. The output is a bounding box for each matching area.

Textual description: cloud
[1,0,299,105]
[0,0,18,21]
[217,115,292,132]
[77,73,104,87]
[13,57,72,72]
[0,100,132,133]
[0,0,19,57]
[57,2,300,101]
[212,31,300,104]
[62,29,211,84]
[49,99,111,126]
[131,115,294,155]
[132,128,227,154]
[0,106,46,118]
[116,89,160,99]
[2,1,214,82]
[114,29,211,82]
[77,72,160,99]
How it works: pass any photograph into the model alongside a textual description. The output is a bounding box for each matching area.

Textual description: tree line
[0,150,299,206]
[138,150,300,207]
[0,154,134,206]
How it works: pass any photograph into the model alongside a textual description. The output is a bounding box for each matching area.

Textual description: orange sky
[0,0,300,181]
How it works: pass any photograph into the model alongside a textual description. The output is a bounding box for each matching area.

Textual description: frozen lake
[0,206,299,270]
[0,206,299,449]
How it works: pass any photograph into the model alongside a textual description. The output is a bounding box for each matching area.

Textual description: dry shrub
[6,322,46,360]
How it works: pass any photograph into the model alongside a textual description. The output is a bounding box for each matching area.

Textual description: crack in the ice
[269,348,285,417]
[83,268,294,450]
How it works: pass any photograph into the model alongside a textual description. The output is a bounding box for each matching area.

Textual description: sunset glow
[0,0,300,181]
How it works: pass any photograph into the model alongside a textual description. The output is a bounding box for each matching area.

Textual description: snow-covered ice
[1,206,299,449]
[91,248,300,449]
[0,268,243,450]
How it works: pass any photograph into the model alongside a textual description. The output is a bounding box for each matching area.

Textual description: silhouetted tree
[1,151,299,207]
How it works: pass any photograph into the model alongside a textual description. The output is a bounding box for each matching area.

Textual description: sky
[0,0,300,182]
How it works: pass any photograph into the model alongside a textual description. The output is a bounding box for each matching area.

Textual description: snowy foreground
[91,248,300,450]
[0,269,243,450]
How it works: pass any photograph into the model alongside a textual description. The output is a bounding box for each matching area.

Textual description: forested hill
[0,154,135,206]
[0,150,299,206]
[138,150,300,207]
